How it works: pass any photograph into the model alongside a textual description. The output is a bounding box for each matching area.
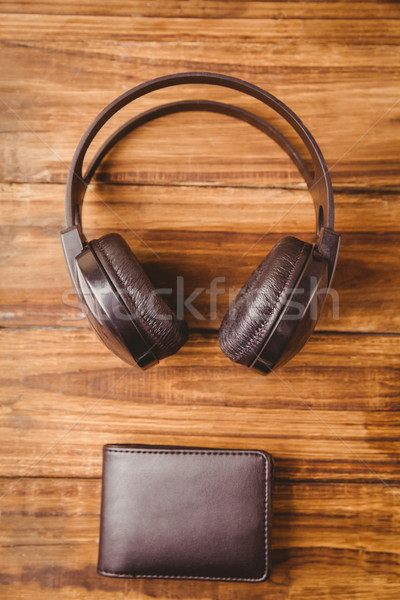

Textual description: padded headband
[65,72,334,237]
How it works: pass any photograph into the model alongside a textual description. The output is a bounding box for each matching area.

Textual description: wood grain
[1,1,399,599]
[1,182,400,331]
[1,1,399,19]
[1,15,399,189]
[0,329,399,482]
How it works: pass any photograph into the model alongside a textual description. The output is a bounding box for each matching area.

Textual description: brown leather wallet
[97,444,273,582]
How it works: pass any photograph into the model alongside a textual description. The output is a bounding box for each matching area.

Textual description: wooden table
[1,1,399,598]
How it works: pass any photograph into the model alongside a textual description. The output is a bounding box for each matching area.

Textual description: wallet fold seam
[98,447,270,582]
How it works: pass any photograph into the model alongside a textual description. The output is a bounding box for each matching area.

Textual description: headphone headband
[65,72,334,236]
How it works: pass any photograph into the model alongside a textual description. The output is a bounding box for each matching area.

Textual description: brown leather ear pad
[90,233,188,360]
[219,236,311,367]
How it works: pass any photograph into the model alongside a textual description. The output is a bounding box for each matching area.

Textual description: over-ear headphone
[61,72,340,374]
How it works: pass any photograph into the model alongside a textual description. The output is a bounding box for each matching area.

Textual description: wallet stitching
[100,448,269,582]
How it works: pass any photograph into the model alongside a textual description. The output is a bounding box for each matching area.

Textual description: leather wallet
[97,444,273,582]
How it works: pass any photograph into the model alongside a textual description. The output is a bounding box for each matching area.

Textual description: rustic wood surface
[0,1,399,598]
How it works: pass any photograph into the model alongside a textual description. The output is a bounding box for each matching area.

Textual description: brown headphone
[61,73,340,374]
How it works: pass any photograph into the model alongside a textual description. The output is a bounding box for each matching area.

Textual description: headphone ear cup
[90,233,188,360]
[219,236,311,367]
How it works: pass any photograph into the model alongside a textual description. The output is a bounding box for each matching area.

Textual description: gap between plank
[0,326,399,337]
[3,179,400,195]
[0,474,399,485]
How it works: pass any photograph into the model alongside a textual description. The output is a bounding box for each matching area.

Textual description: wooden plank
[0,329,399,480]
[1,81,398,190]
[1,3,399,599]
[1,227,399,332]
[0,477,398,599]
[1,183,399,332]
[1,0,399,19]
[0,20,398,189]
[1,13,399,44]
[3,182,400,233]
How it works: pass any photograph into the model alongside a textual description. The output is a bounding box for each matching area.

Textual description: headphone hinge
[316,227,341,284]
[60,225,86,291]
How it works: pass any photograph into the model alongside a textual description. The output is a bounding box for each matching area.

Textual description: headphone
[61,73,340,374]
